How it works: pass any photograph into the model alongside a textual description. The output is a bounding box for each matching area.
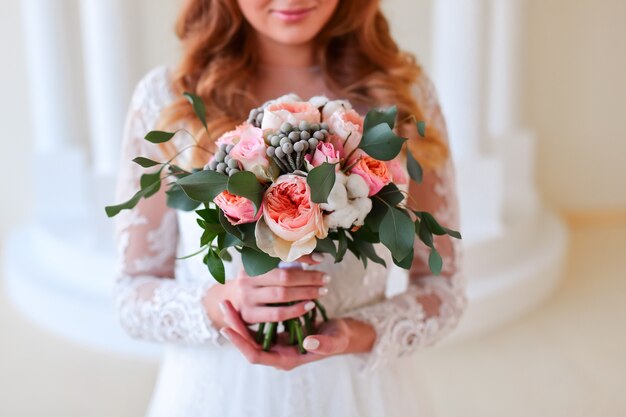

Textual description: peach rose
[214,190,262,226]
[261,101,321,132]
[325,109,364,157]
[305,142,341,168]
[255,175,328,262]
[385,157,409,185]
[350,156,393,196]
[227,124,270,180]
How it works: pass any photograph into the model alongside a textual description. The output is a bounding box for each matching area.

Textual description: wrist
[342,318,376,354]
[203,282,231,330]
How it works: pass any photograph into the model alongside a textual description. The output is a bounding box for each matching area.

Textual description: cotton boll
[325,205,361,229]
[346,174,370,199]
[322,99,353,121]
[262,93,302,109]
[320,178,348,212]
[352,197,373,226]
[309,96,329,108]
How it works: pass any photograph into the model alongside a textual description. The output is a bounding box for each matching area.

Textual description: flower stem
[262,322,277,351]
[292,318,306,354]
[314,300,329,322]
[303,311,314,335]
[256,322,266,344]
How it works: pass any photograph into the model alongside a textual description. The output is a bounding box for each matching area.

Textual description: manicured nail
[219,328,230,341]
[218,302,227,315]
[304,301,316,311]
[319,287,329,296]
[312,253,325,263]
[322,274,332,283]
[303,337,320,350]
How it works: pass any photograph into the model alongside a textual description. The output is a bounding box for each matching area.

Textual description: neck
[254,33,317,68]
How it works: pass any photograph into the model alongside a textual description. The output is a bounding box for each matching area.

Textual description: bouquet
[106,92,461,352]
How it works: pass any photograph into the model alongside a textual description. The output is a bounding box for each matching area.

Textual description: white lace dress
[113,66,467,417]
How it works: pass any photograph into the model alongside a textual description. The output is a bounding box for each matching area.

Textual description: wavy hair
[157,0,449,170]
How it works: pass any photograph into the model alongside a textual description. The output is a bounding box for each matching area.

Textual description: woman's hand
[203,255,330,329]
[219,300,377,371]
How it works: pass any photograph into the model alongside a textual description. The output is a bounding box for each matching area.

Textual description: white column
[79,0,135,178]
[430,0,485,160]
[21,0,81,153]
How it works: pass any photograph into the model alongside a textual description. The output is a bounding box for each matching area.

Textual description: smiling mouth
[270,7,315,23]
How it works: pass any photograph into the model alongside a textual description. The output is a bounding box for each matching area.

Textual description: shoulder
[129,65,177,124]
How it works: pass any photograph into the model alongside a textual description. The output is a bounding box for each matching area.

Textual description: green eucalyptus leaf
[145,130,176,144]
[352,240,386,267]
[104,181,159,217]
[166,184,201,211]
[379,207,414,262]
[196,207,220,224]
[237,222,260,249]
[364,198,388,232]
[406,149,423,184]
[139,172,161,198]
[376,183,404,206]
[417,121,427,138]
[393,250,414,270]
[359,123,407,161]
[177,170,228,202]
[205,249,226,284]
[241,247,280,276]
[218,210,244,240]
[227,171,265,214]
[307,162,337,204]
[335,228,348,262]
[133,157,161,168]
[200,228,218,247]
[351,225,380,244]
[444,228,462,240]
[183,92,208,130]
[219,248,233,262]
[420,212,447,235]
[429,249,443,275]
[315,237,337,258]
[417,219,434,249]
[364,106,398,131]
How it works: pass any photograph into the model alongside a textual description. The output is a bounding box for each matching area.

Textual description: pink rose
[325,109,363,157]
[214,190,262,225]
[350,156,393,196]
[215,125,244,147]
[228,124,270,173]
[305,142,341,168]
[261,101,321,132]
[255,175,328,262]
[385,158,409,185]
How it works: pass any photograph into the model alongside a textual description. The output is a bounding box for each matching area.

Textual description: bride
[113,0,467,416]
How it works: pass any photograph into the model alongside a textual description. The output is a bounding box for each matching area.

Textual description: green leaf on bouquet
[315,237,337,258]
[419,211,462,240]
[359,123,407,161]
[379,207,414,262]
[393,250,414,270]
[364,198,388,232]
[335,228,348,262]
[237,222,260,249]
[145,130,176,144]
[406,149,423,184]
[428,248,443,276]
[218,210,244,241]
[241,247,280,277]
[104,180,160,217]
[132,157,161,168]
[364,106,398,131]
[183,92,208,130]
[352,240,387,268]
[166,184,201,211]
[417,121,427,138]
[218,232,242,250]
[376,183,405,206]
[200,228,219,247]
[205,249,226,284]
[351,225,380,244]
[307,162,337,204]
[417,219,434,249]
[139,172,162,198]
[196,207,220,224]
[227,171,265,214]
[219,248,233,262]
[177,170,228,202]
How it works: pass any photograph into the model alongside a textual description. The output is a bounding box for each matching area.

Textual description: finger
[251,269,330,288]
[219,300,257,345]
[250,286,328,304]
[221,327,299,370]
[295,253,325,265]
[248,301,316,323]
[302,335,348,355]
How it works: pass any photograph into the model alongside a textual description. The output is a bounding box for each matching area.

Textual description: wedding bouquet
[106,92,461,352]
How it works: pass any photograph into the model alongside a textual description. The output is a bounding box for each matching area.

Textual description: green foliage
[227,171,265,214]
[359,123,407,161]
[307,162,337,204]
[166,184,201,211]
[183,92,208,130]
[177,170,228,202]
[315,237,337,258]
[132,157,161,168]
[379,207,414,262]
[417,121,426,138]
[241,247,280,276]
[406,149,423,184]
[335,228,348,263]
[376,184,405,206]
[204,249,225,284]
[145,131,175,144]
[363,106,397,131]
[428,249,443,276]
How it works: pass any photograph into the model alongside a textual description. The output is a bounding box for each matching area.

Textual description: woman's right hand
[203,256,330,329]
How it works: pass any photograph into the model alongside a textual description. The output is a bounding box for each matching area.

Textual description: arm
[113,67,221,345]
[346,73,467,372]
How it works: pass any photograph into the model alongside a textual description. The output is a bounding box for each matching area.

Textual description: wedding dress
[113,65,466,417]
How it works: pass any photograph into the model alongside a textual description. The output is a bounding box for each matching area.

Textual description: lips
[271,6,315,23]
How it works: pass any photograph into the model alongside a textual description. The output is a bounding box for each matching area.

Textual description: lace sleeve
[347,72,467,372]
[113,66,221,346]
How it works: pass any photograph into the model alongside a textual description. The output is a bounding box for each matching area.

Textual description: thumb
[302,335,347,355]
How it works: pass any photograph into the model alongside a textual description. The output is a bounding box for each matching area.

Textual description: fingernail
[303,337,320,350]
[218,302,227,315]
[312,253,325,263]
[323,274,332,283]
[219,328,230,341]
[304,301,316,311]
[319,287,329,296]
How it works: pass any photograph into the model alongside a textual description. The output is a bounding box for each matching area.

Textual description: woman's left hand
[219,300,376,371]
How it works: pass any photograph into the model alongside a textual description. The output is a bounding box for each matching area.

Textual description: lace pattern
[113,66,221,346]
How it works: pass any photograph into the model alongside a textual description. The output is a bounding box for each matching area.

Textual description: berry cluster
[265,121,330,173]
[247,106,265,128]
[204,143,241,176]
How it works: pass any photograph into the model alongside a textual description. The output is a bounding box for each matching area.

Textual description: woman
[114,0,467,416]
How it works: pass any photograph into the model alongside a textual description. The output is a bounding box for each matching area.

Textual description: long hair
[157,0,449,170]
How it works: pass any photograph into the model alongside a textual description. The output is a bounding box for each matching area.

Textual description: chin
[267,26,321,46]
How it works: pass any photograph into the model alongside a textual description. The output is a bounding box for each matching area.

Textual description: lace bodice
[113,65,466,372]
